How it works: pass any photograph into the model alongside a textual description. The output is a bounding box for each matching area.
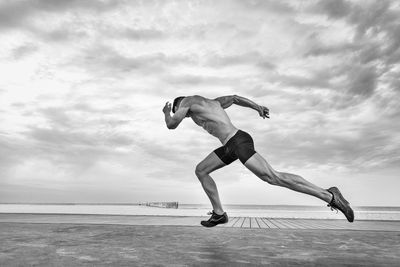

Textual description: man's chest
[190,114,206,127]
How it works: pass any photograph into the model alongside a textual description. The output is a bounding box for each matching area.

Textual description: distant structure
[139,202,178,209]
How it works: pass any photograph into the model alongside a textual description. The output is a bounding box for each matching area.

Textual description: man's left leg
[195,151,232,227]
[195,151,227,215]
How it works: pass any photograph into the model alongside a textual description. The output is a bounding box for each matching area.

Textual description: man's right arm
[163,101,190,129]
[214,95,269,119]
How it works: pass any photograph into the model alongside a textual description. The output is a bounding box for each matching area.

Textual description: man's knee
[261,171,281,185]
[195,164,207,179]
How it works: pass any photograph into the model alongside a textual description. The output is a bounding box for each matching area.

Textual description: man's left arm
[163,102,189,129]
[214,95,269,119]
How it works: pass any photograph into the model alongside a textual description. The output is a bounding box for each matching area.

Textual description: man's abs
[199,119,237,143]
[188,97,238,144]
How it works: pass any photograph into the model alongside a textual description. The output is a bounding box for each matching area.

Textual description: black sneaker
[201,211,228,227]
[327,187,354,222]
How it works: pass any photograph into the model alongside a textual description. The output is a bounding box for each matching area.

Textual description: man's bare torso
[183,95,238,144]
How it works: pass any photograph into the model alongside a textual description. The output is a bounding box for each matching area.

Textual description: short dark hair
[172,96,185,113]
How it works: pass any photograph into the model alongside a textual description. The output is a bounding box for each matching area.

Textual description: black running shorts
[214,130,256,165]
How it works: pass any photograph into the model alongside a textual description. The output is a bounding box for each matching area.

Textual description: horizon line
[0,202,399,208]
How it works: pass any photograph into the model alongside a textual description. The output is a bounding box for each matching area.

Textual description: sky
[0,0,399,206]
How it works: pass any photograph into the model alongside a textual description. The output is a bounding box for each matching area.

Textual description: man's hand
[258,105,270,119]
[163,102,172,114]
[163,100,188,129]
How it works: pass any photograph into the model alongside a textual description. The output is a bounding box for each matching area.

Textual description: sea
[0,204,399,221]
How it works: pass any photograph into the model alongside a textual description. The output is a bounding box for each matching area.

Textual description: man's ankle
[325,190,334,203]
[214,210,224,216]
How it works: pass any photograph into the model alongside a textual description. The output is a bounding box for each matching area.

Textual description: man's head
[172,96,185,113]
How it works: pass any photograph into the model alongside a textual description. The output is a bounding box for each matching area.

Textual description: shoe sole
[200,218,228,227]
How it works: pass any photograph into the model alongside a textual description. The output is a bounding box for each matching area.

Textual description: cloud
[0,0,399,204]
[205,51,275,70]
[271,73,331,89]
[312,0,352,19]
[164,74,238,87]
[304,42,362,58]
[292,0,400,111]
[0,0,121,30]
[348,1,393,38]
[0,135,22,176]
[12,43,39,59]
[39,107,73,128]
[109,27,167,41]
[346,65,378,97]
[253,104,400,173]
[0,98,138,178]
[235,0,295,14]
[36,27,89,42]
[74,45,198,77]
[309,0,400,61]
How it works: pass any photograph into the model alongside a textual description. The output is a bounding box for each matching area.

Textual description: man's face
[176,99,191,117]
[175,100,181,113]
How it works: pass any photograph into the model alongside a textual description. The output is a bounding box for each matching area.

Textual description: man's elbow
[167,123,178,130]
[232,95,240,104]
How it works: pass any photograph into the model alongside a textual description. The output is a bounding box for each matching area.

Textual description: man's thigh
[196,151,227,174]
[243,152,278,179]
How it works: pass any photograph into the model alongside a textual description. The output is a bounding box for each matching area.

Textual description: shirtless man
[163,95,354,227]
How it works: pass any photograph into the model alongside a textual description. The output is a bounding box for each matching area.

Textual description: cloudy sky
[0,0,399,206]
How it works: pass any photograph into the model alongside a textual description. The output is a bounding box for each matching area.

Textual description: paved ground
[1,214,399,266]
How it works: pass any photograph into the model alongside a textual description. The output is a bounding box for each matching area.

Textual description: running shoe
[327,187,354,222]
[201,211,228,227]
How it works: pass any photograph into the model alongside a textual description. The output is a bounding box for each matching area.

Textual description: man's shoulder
[181,96,212,114]
[181,95,208,106]
[185,95,207,101]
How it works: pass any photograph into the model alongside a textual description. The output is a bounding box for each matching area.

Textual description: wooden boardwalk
[221,217,400,231]
[1,214,400,231]
[220,217,357,230]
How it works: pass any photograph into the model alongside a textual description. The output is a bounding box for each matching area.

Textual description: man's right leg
[195,151,227,215]
[244,153,354,222]
[244,153,332,202]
